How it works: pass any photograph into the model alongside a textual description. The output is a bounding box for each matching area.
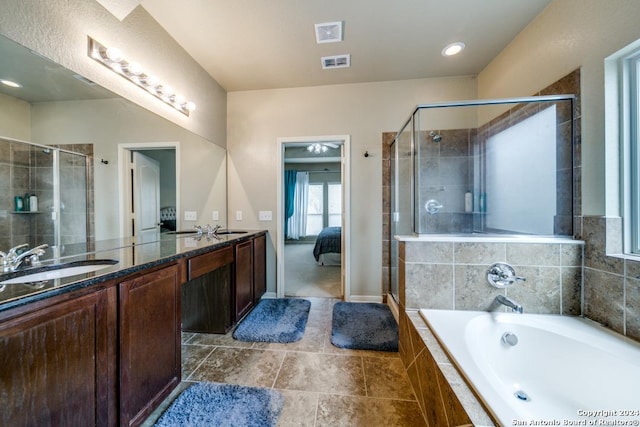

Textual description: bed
[313,226,341,265]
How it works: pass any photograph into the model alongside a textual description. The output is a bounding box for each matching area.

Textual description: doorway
[118,142,180,239]
[276,135,351,300]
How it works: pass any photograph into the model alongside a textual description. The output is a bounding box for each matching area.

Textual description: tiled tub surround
[400,309,495,426]
[582,216,640,342]
[396,236,583,426]
[398,236,584,314]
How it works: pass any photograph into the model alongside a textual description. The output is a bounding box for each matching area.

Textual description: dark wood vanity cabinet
[118,263,181,427]
[182,246,234,333]
[0,285,117,427]
[253,233,267,304]
[234,239,254,321]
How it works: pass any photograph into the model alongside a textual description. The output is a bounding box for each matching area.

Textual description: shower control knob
[425,199,443,215]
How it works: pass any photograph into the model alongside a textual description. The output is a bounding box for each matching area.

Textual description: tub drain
[514,390,530,401]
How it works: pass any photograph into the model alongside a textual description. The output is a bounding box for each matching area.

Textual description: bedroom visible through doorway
[278,137,350,299]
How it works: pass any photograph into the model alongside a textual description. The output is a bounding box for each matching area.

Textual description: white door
[132,151,161,242]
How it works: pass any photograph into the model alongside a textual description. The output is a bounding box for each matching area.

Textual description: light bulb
[185,101,196,112]
[106,47,123,63]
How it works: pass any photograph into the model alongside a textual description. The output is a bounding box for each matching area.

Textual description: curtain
[287,172,309,239]
[284,170,297,237]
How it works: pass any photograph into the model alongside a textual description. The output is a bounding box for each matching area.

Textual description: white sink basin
[0,260,118,285]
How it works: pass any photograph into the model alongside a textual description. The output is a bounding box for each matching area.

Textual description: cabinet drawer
[188,246,233,280]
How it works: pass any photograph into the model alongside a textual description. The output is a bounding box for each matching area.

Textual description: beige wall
[478,0,640,216]
[0,93,30,141]
[0,0,226,146]
[227,77,477,297]
[31,98,227,240]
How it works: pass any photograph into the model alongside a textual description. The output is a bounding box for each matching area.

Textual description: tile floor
[143,297,426,426]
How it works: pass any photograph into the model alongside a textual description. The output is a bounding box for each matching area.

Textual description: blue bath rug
[233,298,311,343]
[331,302,399,352]
[154,382,283,427]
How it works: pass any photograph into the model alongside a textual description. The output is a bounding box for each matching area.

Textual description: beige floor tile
[189,330,254,348]
[189,347,285,387]
[274,352,366,395]
[315,394,426,427]
[181,344,214,378]
[363,356,416,400]
[276,390,319,427]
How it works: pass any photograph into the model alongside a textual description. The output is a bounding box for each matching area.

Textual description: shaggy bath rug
[233,298,311,343]
[154,382,283,427]
[331,302,399,351]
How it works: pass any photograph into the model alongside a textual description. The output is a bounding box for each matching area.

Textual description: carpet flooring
[233,298,311,343]
[331,302,399,352]
[284,243,341,298]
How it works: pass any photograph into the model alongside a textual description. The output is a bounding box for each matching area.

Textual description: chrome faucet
[1,243,49,272]
[494,295,524,314]
[204,224,222,236]
[487,262,526,288]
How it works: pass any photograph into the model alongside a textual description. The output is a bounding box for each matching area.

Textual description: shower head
[42,148,51,154]
[429,131,442,143]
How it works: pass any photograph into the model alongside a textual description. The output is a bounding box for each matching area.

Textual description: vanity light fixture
[87,36,196,116]
[441,42,465,57]
[0,79,23,88]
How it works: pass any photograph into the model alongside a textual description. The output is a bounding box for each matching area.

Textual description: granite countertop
[0,230,267,314]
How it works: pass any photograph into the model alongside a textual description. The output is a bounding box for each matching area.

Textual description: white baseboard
[262,292,277,299]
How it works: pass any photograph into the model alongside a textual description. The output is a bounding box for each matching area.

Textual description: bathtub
[419,309,640,426]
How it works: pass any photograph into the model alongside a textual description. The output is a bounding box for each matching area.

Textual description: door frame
[117,142,181,238]
[276,135,351,300]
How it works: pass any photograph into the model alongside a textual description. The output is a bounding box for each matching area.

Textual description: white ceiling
[140,0,552,92]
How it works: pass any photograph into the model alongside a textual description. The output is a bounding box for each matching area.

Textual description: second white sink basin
[0,259,118,285]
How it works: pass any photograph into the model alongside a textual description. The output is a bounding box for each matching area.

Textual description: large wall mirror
[0,34,227,251]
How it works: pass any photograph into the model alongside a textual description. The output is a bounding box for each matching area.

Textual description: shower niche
[391,95,575,236]
[0,137,90,251]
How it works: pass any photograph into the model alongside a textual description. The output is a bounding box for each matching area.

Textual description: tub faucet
[494,295,523,314]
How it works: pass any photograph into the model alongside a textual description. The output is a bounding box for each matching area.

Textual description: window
[305,182,342,235]
[306,184,324,235]
[623,51,640,254]
[328,183,342,226]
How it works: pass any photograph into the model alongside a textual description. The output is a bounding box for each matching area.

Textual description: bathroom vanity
[0,230,267,427]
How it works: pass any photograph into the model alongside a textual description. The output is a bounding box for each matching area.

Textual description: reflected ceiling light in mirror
[441,42,465,57]
[87,36,196,116]
[1,79,23,88]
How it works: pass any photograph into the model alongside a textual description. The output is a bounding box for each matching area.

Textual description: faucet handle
[7,243,29,257]
[487,262,525,288]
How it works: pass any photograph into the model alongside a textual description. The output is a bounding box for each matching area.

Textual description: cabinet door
[119,264,181,427]
[0,287,116,427]
[253,234,267,303]
[234,240,254,321]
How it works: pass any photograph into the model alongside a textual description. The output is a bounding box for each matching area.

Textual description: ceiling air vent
[315,21,343,44]
[321,54,350,70]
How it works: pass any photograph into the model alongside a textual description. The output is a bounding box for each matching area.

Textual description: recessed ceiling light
[441,42,465,57]
[1,79,23,88]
